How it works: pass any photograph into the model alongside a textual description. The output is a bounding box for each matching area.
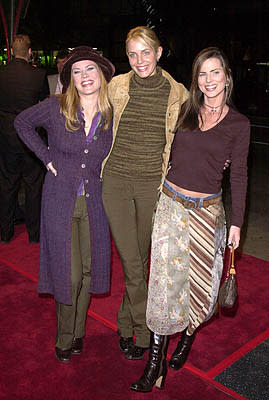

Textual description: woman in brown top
[130,47,250,392]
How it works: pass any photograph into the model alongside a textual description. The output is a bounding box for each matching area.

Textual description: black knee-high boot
[130,332,169,392]
[169,328,195,370]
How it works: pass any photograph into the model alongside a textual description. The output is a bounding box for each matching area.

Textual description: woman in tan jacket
[101,26,188,360]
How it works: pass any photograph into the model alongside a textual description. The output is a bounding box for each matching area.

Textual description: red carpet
[1,225,269,399]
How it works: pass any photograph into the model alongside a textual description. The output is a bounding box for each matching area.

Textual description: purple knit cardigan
[14,97,112,305]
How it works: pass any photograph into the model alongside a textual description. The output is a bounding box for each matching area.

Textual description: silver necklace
[204,103,222,113]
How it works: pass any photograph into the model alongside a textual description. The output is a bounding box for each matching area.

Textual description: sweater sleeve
[14,97,54,166]
[230,115,250,228]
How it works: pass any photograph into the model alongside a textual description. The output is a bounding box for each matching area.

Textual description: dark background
[1,0,268,121]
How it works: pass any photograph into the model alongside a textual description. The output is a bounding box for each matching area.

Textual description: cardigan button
[85,179,89,184]
[81,163,86,168]
[85,193,90,198]
[84,149,89,154]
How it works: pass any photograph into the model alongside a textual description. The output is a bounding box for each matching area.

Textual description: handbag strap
[228,245,236,275]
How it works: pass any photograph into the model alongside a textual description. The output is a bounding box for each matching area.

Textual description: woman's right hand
[228,225,240,250]
[46,161,57,176]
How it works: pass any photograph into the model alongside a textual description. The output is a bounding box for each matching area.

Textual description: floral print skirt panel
[146,191,226,336]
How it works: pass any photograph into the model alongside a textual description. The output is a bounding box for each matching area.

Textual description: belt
[162,186,221,209]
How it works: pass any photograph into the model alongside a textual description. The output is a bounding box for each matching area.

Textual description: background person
[0,34,49,244]
[130,46,250,392]
[101,26,188,360]
[48,49,69,94]
[14,46,115,363]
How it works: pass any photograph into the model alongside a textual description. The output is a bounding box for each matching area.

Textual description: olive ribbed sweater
[104,67,170,180]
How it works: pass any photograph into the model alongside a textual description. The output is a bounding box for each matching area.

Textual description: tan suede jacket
[101,69,189,188]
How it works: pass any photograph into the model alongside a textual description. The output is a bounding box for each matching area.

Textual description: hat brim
[60,46,115,93]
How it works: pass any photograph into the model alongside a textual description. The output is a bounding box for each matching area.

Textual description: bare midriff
[165,179,214,198]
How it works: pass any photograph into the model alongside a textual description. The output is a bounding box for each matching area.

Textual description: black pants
[0,151,45,241]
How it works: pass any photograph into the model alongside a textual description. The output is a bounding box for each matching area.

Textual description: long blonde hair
[58,68,112,131]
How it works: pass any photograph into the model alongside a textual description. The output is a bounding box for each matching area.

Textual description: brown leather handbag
[218,245,238,308]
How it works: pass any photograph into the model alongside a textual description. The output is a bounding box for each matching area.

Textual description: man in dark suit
[0,34,49,244]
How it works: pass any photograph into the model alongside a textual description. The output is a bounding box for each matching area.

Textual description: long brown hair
[176,47,234,131]
[58,68,112,131]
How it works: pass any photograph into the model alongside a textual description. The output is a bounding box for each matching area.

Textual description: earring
[225,82,229,88]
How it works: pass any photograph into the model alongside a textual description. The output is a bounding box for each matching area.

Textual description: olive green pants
[55,196,91,350]
[102,174,160,348]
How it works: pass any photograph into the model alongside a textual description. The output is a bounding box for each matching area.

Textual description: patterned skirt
[146,190,226,336]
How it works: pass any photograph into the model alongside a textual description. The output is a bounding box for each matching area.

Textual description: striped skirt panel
[146,192,226,335]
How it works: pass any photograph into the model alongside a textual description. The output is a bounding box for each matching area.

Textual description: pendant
[211,107,217,113]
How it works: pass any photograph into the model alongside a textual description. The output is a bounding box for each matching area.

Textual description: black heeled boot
[169,328,195,370]
[130,332,169,392]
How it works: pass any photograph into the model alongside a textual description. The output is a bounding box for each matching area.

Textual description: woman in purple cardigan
[14,47,115,363]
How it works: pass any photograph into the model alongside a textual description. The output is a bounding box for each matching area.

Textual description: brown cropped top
[166,107,250,227]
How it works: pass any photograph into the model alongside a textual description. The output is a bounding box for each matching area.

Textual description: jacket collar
[12,57,29,65]
[161,69,181,106]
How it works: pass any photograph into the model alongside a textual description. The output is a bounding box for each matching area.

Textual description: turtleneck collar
[131,66,165,90]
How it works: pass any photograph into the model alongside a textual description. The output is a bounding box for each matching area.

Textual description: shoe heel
[155,373,166,390]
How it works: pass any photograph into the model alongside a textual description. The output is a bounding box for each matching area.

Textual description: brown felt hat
[60,46,115,92]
